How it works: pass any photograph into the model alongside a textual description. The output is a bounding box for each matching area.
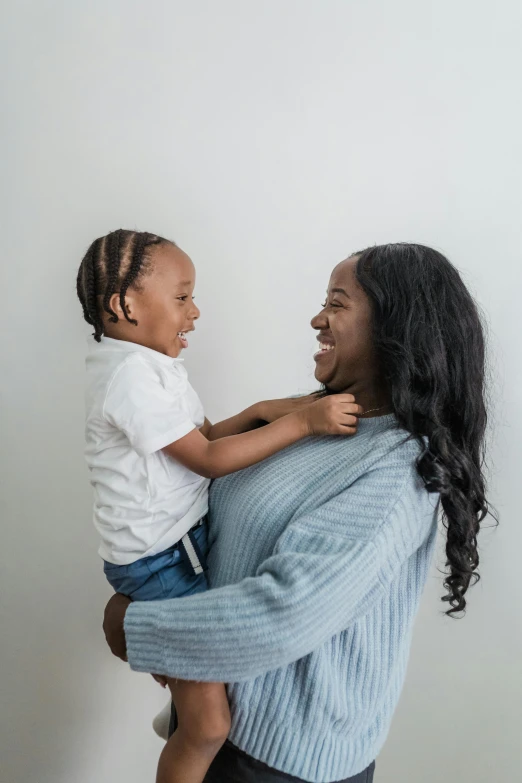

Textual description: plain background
[2,2,521,781]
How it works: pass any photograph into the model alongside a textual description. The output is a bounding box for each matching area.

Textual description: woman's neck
[358,402,393,418]
[333,382,392,418]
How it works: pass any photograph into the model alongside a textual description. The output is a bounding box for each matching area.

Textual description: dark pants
[202,740,375,782]
[169,705,375,782]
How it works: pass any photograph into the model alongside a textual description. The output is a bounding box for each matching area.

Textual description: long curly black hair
[353,243,494,616]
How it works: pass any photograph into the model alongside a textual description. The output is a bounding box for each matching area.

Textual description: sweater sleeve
[124,460,436,682]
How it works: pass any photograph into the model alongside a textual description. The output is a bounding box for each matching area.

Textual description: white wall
[2,2,521,781]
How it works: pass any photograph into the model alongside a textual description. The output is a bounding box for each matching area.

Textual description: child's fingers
[338,401,364,416]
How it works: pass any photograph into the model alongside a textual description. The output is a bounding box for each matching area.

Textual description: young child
[77,229,361,783]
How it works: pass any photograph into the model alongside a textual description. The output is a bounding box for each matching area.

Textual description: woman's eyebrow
[330,287,350,298]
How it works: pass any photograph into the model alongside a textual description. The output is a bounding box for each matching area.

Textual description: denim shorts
[103,519,209,600]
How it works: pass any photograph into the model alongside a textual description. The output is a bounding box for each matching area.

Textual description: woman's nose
[311,310,327,330]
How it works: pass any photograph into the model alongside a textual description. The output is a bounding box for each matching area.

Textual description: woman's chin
[313,365,330,386]
[314,369,346,394]
[313,350,336,381]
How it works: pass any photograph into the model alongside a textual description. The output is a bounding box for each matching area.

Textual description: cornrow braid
[119,232,163,326]
[102,229,124,323]
[76,241,95,326]
[76,229,170,342]
[77,237,105,341]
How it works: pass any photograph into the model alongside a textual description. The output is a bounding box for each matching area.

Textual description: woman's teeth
[319,343,334,352]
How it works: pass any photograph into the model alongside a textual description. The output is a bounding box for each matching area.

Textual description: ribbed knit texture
[125,416,438,782]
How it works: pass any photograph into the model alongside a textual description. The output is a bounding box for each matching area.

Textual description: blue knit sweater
[125,415,438,782]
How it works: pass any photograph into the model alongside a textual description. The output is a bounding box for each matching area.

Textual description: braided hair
[352,243,495,616]
[76,229,170,341]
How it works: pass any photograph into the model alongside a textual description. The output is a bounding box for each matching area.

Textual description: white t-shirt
[84,337,210,565]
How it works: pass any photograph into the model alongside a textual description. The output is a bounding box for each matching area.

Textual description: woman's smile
[314,333,336,361]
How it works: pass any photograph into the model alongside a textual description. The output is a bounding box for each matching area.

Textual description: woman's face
[311,257,380,397]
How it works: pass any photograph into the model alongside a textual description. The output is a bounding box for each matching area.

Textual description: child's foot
[153,700,172,741]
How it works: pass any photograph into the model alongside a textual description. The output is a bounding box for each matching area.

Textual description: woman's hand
[257,394,322,423]
[103,593,132,661]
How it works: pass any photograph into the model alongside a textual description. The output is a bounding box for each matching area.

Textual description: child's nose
[191,302,201,320]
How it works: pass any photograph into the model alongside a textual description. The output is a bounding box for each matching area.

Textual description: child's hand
[103,592,131,661]
[299,394,363,436]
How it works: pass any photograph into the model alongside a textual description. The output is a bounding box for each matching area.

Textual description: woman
[104,243,492,782]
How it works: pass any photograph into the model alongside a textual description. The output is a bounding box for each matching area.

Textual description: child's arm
[201,407,264,441]
[164,394,361,479]
[201,395,322,441]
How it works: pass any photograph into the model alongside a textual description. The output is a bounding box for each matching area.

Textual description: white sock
[152,700,172,741]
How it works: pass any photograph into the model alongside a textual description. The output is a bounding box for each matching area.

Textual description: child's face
[108,243,200,358]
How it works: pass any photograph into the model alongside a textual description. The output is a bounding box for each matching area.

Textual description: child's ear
[108,292,134,320]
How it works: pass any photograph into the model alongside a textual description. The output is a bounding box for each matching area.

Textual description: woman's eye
[322,300,341,309]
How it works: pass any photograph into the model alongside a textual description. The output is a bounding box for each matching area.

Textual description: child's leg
[156,678,230,783]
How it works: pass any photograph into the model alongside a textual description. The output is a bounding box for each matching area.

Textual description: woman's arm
[119,459,436,682]
[163,395,360,479]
